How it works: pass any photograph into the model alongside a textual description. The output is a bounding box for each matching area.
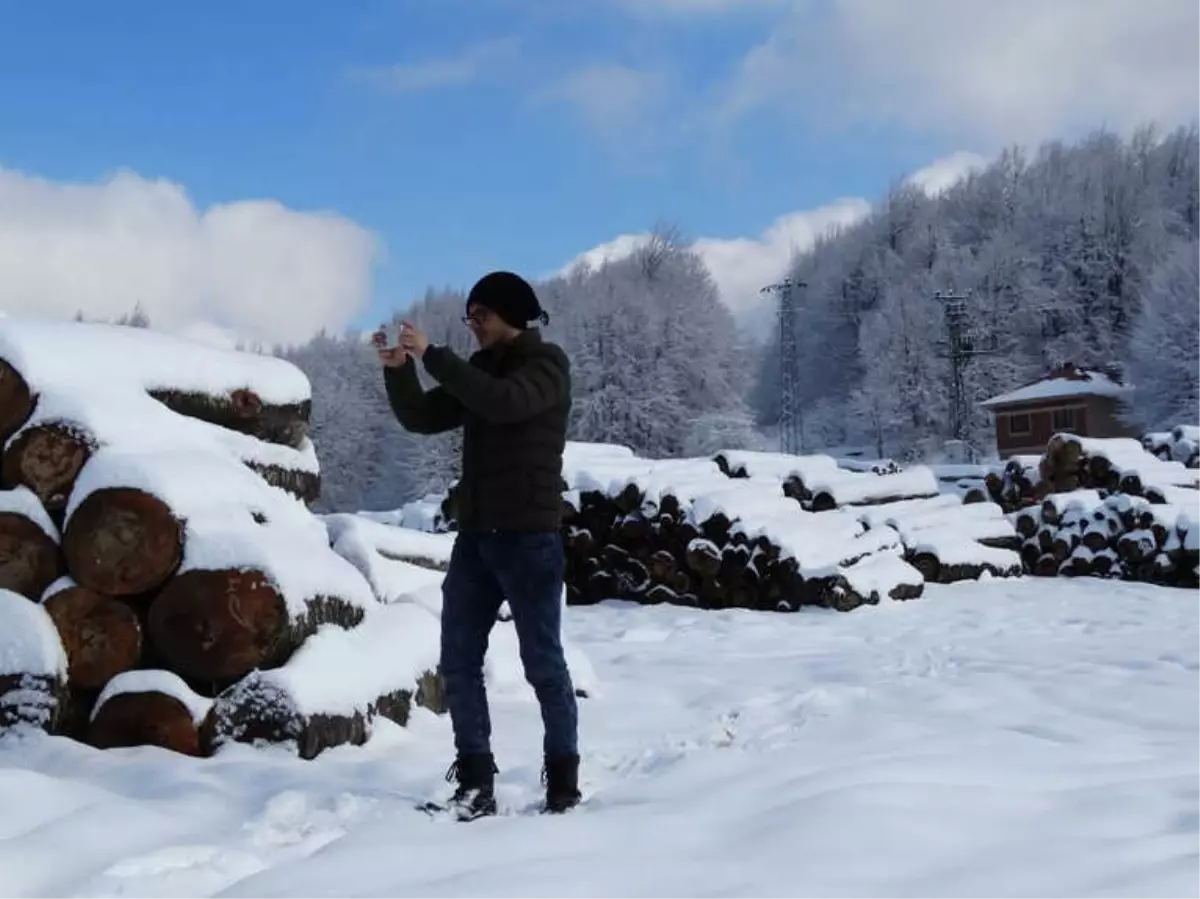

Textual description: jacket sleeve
[383,358,464,434]
[421,344,568,424]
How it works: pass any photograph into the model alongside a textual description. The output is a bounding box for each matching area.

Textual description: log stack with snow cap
[556,444,1022,612]
[0,317,445,758]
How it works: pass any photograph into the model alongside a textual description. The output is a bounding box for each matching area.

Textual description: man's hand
[372,328,409,368]
[398,320,430,358]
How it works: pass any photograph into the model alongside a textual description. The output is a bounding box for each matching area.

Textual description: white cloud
[692,199,870,315]
[0,167,379,347]
[539,64,674,149]
[353,37,520,94]
[559,197,870,325]
[717,0,1199,145]
[905,151,989,195]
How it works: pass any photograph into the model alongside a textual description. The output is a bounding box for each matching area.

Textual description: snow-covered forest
[751,125,1200,459]
[270,125,1198,513]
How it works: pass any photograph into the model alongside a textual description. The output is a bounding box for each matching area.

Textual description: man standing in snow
[374,270,580,820]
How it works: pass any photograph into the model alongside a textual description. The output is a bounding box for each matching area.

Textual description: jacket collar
[490,328,541,360]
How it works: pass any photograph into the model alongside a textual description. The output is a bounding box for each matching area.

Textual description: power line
[761,277,806,455]
[934,289,997,443]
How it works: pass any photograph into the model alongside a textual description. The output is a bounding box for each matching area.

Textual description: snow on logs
[1142,425,1199,469]
[62,448,374,686]
[87,670,212,756]
[0,319,319,510]
[0,589,69,732]
[1037,434,1199,499]
[200,602,441,759]
[987,434,1199,513]
[560,447,1020,613]
[1012,490,1198,587]
[0,317,445,759]
[712,449,939,510]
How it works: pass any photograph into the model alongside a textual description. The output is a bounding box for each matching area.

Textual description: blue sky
[1,0,1196,345]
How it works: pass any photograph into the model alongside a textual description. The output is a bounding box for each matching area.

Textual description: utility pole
[761,277,806,455]
[935,289,996,443]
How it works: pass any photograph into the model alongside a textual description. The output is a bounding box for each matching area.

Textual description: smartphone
[376,321,403,348]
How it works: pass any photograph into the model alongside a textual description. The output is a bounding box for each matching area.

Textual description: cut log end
[910,551,941,583]
[0,360,35,443]
[0,511,62,599]
[1,424,92,511]
[149,568,288,684]
[149,569,365,684]
[43,587,142,691]
[64,487,182,596]
[88,691,201,756]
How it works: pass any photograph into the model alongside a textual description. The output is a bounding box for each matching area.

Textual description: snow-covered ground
[1,579,1197,898]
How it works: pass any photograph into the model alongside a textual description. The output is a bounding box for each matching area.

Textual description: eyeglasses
[461,309,491,327]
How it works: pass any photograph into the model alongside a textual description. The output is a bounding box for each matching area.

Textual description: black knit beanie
[466,271,548,329]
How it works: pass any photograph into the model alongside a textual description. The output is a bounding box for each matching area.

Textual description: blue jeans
[440,530,578,759]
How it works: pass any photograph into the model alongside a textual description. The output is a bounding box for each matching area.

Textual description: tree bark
[244,460,320,505]
[87,690,203,755]
[42,586,142,691]
[0,672,68,733]
[0,511,62,599]
[198,669,417,760]
[147,388,310,448]
[147,569,365,685]
[63,488,183,596]
[811,486,939,512]
[1,423,92,512]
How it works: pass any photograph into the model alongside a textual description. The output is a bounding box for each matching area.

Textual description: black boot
[445,753,498,821]
[541,753,581,813]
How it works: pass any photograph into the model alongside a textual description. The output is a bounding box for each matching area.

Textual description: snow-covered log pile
[855,494,1023,584]
[985,434,1200,516]
[711,449,941,511]
[1141,425,1199,469]
[984,456,1044,512]
[560,444,1020,613]
[0,318,444,758]
[1012,491,1198,587]
[1036,434,1200,500]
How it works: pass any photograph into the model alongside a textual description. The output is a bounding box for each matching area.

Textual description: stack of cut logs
[558,456,1021,613]
[1036,433,1191,502]
[0,322,442,757]
[1014,492,1198,587]
[984,458,1043,513]
[977,433,1200,586]
[713,452,911,511]
[561,484,891,612]
[1142,425,1200,469]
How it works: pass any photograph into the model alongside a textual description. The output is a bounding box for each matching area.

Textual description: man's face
[464,303,508,349]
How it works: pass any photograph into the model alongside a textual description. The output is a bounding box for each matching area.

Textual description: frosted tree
[852,281,946,459]
[537,228,760,456]
[280,330,420,512]
[1125,237,1200,430]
